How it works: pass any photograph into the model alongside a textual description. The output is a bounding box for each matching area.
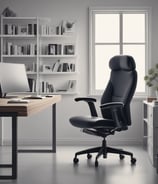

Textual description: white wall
[0,0,158,146]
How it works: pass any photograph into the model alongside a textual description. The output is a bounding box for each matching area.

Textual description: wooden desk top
[0,95,61,116]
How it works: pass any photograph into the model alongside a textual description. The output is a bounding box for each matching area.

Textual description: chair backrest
[101,55,137,127]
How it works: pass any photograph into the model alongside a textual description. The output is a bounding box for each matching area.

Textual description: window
[89,8,150,96]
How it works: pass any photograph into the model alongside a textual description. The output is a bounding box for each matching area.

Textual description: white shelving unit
[143,101,158,168]
[0,16,77,95]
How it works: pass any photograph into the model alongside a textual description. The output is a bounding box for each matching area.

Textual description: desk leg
[12,115,18,179]
[18,104,57,153]
[52,104,56,153]
[0,114,18,180]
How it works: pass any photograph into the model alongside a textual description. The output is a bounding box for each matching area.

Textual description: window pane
[123,45,145,93]
[95,14,119,43]
[123,14,145,43]
[95,45,119,90]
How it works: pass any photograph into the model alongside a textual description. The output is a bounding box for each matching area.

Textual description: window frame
[89,7,151,97]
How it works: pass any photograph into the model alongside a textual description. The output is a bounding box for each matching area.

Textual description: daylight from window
[93,11,147,94]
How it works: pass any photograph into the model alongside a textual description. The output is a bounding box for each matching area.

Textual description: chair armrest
[74,97,98,117]
[100,102,125,128]
[100,102,124,110]
[75,97,96,103]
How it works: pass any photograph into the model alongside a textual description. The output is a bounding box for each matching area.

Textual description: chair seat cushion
[70,116,115,129]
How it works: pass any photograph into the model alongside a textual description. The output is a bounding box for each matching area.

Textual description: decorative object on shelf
[64,44,75,55]
[63,20,75,33]
[42,65,52,72]
[146,97,157,103]
[1,7,16,17]
[56,80,76,92]
[66,21,75,29]
[144,64,158,98]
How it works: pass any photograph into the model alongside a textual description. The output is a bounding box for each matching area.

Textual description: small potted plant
[144,63,158,100]
[63,21,75,33]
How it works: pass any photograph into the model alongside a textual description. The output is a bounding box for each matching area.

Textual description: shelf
[27,72,37,75]
[0,34,36,38]
[40,34,73,38]
[2,17,37,20]
[2,55,37,58]
[39,54,76,58]
[41,91,78,95]
[39,72,77,75]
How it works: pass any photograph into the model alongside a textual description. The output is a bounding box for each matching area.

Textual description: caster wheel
[87,153,92,159]
[95,160,99,167]
[120,154,125,160]
[73,157,79,164]
[131,158,136,165]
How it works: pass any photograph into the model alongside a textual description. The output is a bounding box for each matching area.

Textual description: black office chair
[70,55,137,167]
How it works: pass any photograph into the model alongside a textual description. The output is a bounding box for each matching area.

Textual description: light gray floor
[0,146,158,184]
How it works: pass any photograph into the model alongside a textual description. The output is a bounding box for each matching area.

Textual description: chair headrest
[109,55,136,71]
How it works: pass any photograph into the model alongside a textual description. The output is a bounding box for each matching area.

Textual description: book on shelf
[4,42,37,55]
[39,20,75,35]
[40,81,54,93]
[48,44,62,55]
[48,44,56,55]
[40,24,56,35]
[18,25,28,35]
[28,78,36,92]
[62,63,69,72]
[67,80,76,91]
[61,63,75,72]
[52,60,60,72]
[70,63,75,72]
[3,23,37,35]
[40,61,75,73]
[51,61,75,72]
[56,21,65,35]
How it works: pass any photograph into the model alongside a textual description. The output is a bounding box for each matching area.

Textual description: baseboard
[2,138,142,146]
[57,138,142,146]
[3,138,52,146]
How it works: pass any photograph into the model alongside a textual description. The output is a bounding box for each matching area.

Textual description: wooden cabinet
[143,101,158,167]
